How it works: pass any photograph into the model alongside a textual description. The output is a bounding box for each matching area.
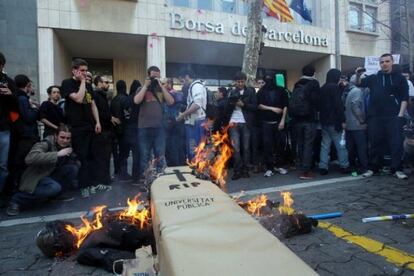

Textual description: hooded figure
[319,69,345,131]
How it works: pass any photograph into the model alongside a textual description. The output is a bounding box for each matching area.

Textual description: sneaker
[319,168,328,175]
[362,170,374,178]
[81,187,90,198]
[53,194,75,202]
[264,170,274,177]
[275,167,288,175]
[241,171,250,178]
[6,202,20,216]
[90,184,112,194]
[299,172,314,180]
[231,173,242,180]
[394,171,408,180]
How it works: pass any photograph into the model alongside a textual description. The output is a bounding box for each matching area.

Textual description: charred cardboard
[151,166,317,276]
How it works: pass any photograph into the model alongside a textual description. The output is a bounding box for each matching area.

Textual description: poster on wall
[364,55,400,75]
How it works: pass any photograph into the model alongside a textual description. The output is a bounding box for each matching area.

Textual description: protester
[91,76,116,186]
[61,58,102,197]
[345,74,372,177]
[177,69,207,160]
[356,53,409,179]
[134,66,174,188]
[318,69,350,175]
[163,78,186,166]
[39,85,65,138]
[290,64,321,180]
[6,124,79,216]
[0,52,18,206]
[257,74,288,177]
[222,72,257,180]
[14,74,40,186]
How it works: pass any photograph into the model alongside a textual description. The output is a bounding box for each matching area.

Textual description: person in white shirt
[177,69,207,160]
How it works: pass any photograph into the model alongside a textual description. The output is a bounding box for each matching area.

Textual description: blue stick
[307,212,343,220]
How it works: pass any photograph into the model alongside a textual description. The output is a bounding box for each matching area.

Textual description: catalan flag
[263,0,294,22]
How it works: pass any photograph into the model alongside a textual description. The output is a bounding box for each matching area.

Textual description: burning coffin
[151,166,317,276]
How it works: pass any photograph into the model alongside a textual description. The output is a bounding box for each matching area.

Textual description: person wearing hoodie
[344,74,372,177]
[6,124,79,216]
[318,69,350,175]
[291,64,321,180]
[356,53,409,179]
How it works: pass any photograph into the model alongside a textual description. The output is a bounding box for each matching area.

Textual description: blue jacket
[16,89,39,138]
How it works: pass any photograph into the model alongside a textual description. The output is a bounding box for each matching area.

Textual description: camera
[149,77,160,91]
[357,68,366,74]
[228,89,241,104]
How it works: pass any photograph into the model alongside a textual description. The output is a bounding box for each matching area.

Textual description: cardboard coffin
[151,166,317,276]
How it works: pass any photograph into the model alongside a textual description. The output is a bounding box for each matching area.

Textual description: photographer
[133,66,174,188]
[223,71,257,180]
[7,124,79,216]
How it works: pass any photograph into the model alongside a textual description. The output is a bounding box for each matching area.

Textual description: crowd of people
[0,51,413,216]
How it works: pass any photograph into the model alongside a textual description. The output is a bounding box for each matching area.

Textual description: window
[222,0,235,13]
[198,0,212,10]
[348,1,377,32]
[173,0,189,8]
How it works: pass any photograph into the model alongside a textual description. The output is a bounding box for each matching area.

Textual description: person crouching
[6,124,79,216]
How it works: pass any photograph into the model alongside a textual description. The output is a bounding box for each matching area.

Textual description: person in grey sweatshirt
[345,74,372,177]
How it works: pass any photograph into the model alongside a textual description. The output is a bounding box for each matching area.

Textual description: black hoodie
[319,69,345,129]
[361,70,409,117]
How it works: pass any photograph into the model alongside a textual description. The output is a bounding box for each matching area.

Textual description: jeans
[368,116,404,172]
[319,126,349,170]
[261,122,281,171]
[165,123,186,166]
[0,130,10,193]
[138,127,166,178]
[294,121,316,172]
[229,123,251,174]
[346,130,368,171]
[11,164,78,208]
[185,119,206,161]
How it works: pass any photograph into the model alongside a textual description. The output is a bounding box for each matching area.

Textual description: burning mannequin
[6,125,80,216]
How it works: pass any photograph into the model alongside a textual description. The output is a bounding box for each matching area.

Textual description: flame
[188,125,233,189]
[65,205,107,249]
[279,191,295,215]
[246,194,268,216]
[118,195,150,229]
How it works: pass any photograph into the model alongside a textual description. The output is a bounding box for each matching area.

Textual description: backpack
[289,84,311,117]
[189,81,217,119]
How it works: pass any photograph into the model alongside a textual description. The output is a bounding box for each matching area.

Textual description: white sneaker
[394,171,408,180]
[81,187,90,198]
[362,170,373,178]
[90,184,112,194]
[264,170,274,177]
[275,167,288,175]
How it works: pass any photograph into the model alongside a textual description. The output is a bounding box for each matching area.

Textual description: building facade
[0,0,391,101]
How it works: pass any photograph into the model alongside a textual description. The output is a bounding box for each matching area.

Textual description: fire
[118,195,151,229]
[246,194,268,216]
[65,205,107,249]
[188,125,233,189]
[279,191,295,215]
[65,195,151,249]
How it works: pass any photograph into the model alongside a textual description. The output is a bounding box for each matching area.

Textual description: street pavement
[0,167,413,275]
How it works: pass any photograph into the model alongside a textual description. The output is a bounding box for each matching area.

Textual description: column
[38,27,54,102]
[146,35,166,77]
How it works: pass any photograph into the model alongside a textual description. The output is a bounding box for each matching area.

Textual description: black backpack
[289,84,311,117]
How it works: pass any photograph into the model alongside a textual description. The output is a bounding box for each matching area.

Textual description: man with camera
[0,52,18,206]
[134,66,174,188]
[356,53,409,179]
[223,71,257,180]
[7,124,79,216]
[61,59,101,195]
